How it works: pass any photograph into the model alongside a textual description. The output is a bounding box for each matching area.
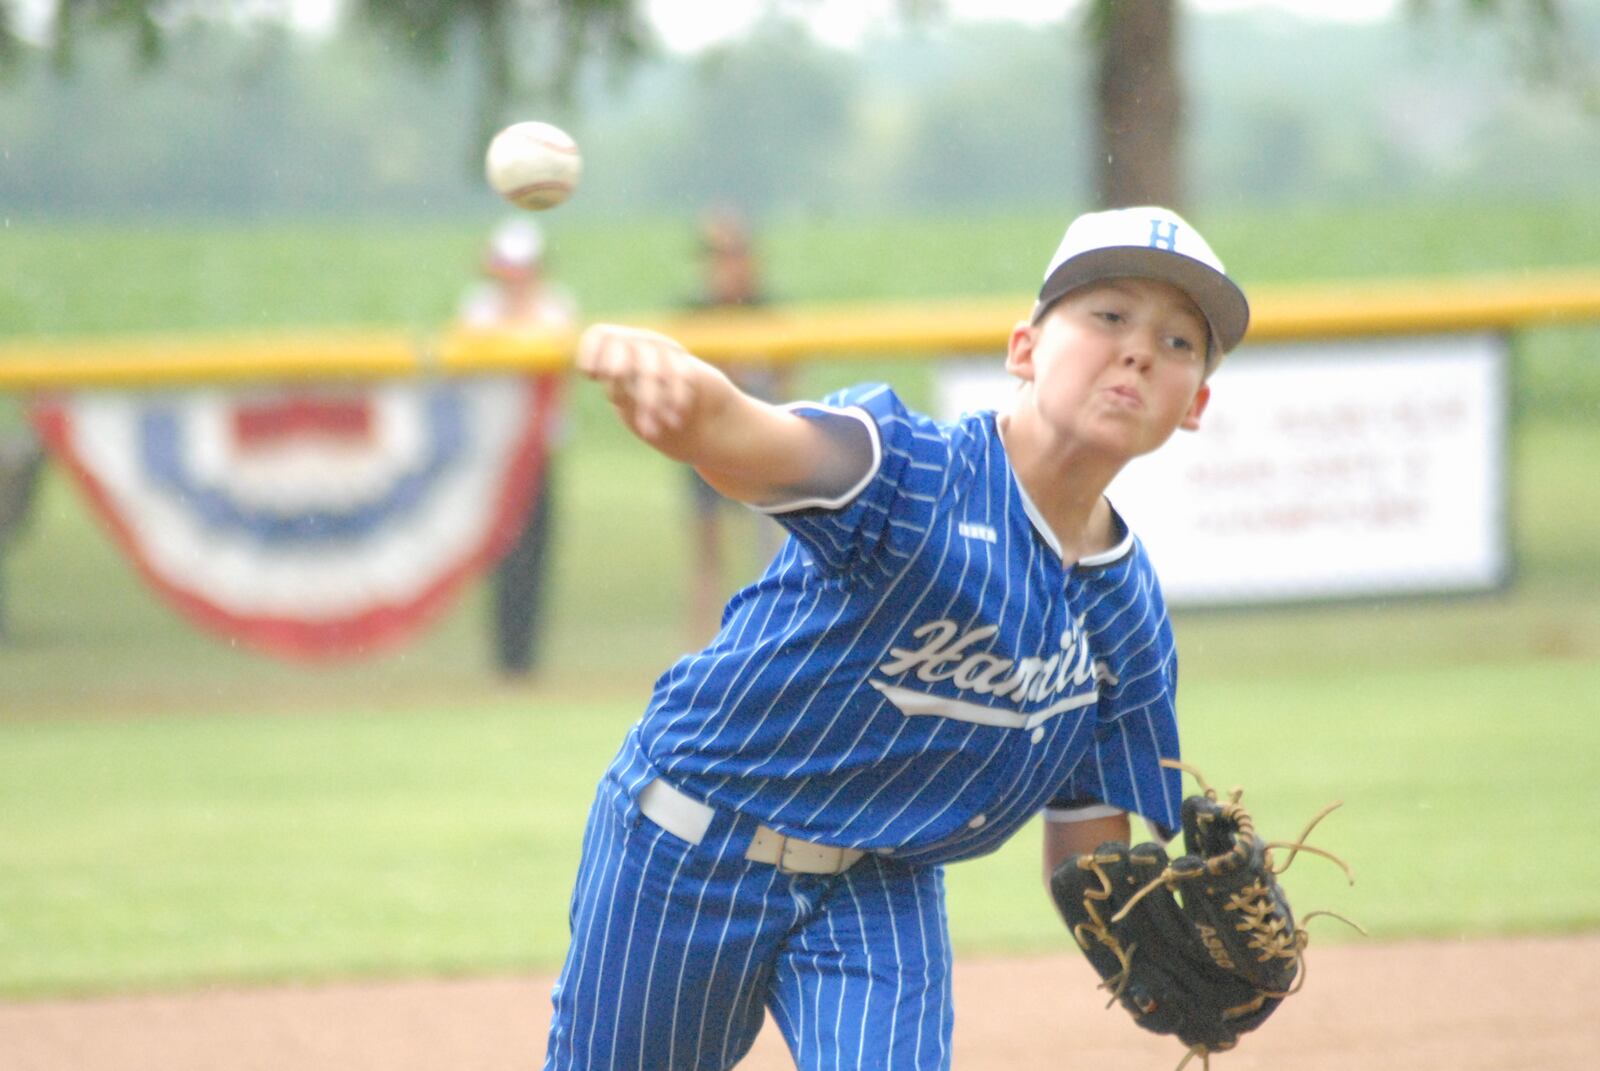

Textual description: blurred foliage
[0,3,1596,217]
[348,0,650,156]
[1407,0,1597,106]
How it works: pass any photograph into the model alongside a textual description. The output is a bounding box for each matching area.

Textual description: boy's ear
[1178,383,1212,431]
[1004,321,1038,381]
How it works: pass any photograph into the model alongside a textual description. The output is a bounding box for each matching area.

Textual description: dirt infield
[3,934,1595,1070]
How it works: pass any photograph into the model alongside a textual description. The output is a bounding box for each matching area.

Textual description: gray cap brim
[1032,246,1251,357]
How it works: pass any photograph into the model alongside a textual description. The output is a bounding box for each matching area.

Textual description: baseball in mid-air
[485,121,582,211]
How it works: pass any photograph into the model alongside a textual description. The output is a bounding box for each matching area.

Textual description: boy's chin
[1082,419,1179,461]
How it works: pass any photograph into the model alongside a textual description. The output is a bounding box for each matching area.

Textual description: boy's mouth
[1103,384,1144,409]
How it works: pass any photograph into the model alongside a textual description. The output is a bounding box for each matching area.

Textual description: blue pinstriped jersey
[630,384,1184,866]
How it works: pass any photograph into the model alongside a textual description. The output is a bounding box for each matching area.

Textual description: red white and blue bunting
[35,375,559,659]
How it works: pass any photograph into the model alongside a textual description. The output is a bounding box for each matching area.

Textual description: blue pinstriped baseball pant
[543,764,954,1071]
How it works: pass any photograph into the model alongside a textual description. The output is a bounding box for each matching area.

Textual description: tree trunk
[1094,0,1183,210]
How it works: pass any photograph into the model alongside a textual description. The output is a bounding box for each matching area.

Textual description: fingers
[577,324,697,441]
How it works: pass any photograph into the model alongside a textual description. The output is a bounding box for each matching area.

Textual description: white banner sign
[936,334,1510,605]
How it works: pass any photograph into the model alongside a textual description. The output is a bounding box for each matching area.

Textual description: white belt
[637,777,866,876]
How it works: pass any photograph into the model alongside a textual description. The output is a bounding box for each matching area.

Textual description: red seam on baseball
[508,181,573,197]
[525,137,578,155]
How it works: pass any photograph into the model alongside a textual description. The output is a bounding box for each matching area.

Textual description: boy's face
[1006,276,1212,460]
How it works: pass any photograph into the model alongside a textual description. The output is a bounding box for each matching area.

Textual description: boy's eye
[1166,337,1205,362]
[1094,310,1124,324]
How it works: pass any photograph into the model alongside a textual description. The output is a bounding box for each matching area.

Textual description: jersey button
[1030,727,1045,744]
[967,814,987,829]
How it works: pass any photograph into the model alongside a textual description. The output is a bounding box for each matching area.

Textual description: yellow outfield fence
[3,270,1600,391]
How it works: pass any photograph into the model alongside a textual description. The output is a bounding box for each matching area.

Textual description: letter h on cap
[1148,218,1179,251]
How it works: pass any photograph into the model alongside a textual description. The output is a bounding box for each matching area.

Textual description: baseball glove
[1050,761,1356,1070]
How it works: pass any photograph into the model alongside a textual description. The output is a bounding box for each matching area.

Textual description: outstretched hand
[575,322,861,509]
[576,323,728,449]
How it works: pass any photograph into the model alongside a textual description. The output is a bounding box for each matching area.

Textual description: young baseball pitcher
[544,206,1251,1071]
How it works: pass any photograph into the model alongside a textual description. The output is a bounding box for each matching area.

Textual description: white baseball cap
[1032,206,1250,361]
[487,217,545,270]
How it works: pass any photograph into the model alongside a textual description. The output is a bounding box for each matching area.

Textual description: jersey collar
[1011,473,1134,568]
[986,409,1135,567]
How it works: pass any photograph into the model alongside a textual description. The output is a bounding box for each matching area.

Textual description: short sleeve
[762,384,945,577]
[1048,657,1184,838]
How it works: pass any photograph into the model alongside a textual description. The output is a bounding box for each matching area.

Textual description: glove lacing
[1069,850,1143,1009]
[1113,761,1367,1071]
[1072,762,1366,1071]
[1113,764,1362,985]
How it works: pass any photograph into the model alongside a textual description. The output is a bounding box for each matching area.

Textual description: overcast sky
[643,0,1402,53]
[6,0,1403,49]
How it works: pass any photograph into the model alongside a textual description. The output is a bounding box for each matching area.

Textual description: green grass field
[3,653,1597,998]
[1,199,1598,998]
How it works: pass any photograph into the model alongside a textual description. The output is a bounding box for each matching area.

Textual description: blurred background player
[457,218,578,678]
[683,207,791,643]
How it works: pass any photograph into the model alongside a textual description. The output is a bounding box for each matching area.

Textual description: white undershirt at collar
[1010,474,1134,567]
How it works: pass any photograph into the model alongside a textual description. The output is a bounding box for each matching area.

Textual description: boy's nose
[1121,343,1156,371]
